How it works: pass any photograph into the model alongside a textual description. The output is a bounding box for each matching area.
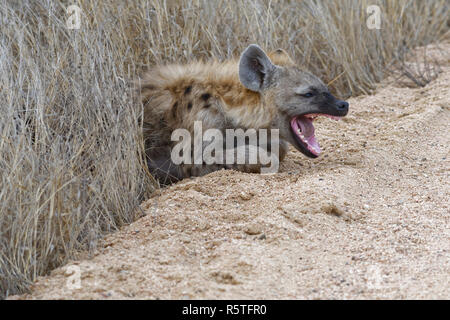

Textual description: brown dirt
[10,42,450,300]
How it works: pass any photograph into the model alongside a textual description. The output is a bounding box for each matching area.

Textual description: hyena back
[138,45,349,185]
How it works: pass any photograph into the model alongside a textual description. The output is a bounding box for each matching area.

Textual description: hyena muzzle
[138,44,349,185]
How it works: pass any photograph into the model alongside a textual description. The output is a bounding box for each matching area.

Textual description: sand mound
[10,42,449,300]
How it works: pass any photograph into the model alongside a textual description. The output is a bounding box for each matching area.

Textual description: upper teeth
[306,114,341,121]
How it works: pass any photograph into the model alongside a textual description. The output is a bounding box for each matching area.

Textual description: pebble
[245,224,262,235]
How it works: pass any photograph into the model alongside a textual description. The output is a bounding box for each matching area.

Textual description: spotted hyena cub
[138,45,349,184]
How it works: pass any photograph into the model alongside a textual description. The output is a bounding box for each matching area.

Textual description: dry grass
[0,0,448,298]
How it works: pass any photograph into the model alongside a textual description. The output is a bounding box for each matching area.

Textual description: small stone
[245,224,262,235]
[321,203,345,216]
[239,192,253,201]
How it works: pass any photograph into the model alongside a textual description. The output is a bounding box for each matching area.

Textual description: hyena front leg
[179,160,258,178]
[164,139,289,181]
[222,139,288,174]
[185,139,289,176]
[176,145,261,178]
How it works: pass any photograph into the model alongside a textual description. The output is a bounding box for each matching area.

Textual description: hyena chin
[138,44,349,185]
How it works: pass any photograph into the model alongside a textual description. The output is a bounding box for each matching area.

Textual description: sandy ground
[10,42,450,300]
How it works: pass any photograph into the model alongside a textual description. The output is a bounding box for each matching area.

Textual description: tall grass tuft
[0,0,448,298]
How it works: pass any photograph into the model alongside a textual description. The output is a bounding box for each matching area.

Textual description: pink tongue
[296,117,321,152]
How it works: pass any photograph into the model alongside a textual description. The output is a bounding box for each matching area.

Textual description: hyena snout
[320,96,349,117]
[334,100,349,116]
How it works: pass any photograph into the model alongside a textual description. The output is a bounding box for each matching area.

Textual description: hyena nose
[336,100,349,113]
[337,100,349,110]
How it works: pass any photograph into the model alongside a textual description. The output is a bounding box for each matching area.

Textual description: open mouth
[290,113,342,158]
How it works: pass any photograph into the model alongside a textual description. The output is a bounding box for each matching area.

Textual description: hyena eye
[299,92,314,98]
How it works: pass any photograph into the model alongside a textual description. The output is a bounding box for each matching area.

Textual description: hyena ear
[239,44,278,92]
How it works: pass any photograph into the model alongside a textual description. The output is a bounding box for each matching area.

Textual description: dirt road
[11,43,449,300]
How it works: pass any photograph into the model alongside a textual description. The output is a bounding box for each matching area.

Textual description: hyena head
[239,44,349,158]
